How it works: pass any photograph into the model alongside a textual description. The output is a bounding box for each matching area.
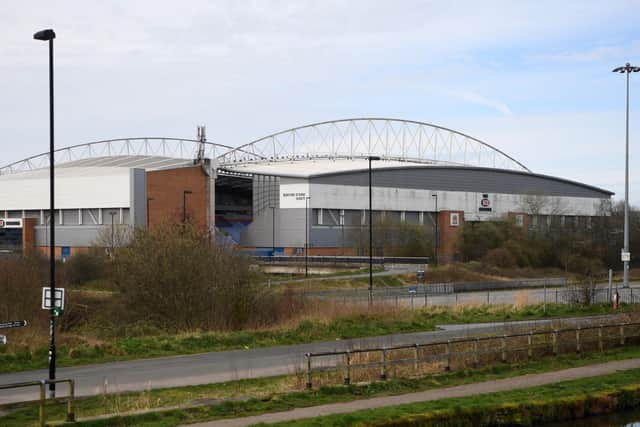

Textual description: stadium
[0,118,613,262]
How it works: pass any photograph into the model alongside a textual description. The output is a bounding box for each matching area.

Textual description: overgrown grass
[4,343,640,427]
[0,303,633,374]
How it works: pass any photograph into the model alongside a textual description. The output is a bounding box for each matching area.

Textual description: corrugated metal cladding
[311,167,612,199]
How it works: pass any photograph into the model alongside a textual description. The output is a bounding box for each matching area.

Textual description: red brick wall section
[35,246,90,258]
[146,166,209,229]
[22,217,36,254]
[437,210,464,263]
[508,212,530,230]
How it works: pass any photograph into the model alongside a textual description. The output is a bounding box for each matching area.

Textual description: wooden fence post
[446,340,452,371]
[552,329,558,356]
[620,324,625,346]
[380,348,387,380]
[344,351,351,385]
[527,331,533,360]
[414,344,420,371]
[576,327,581,354]
[305,353,312,389]
[598,325,604,353]
[501,335,507,363]
[474,338,479,367]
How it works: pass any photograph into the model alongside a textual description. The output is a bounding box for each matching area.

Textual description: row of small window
[311,209,436,226]
[529,215,595,229]
[1,209,130,226]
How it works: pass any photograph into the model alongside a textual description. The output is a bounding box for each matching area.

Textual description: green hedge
[371,385,640,427]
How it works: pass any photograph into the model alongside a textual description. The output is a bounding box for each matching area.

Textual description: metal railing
[254,255,429,265]
[304,321,640,388]
[0,378,75,426]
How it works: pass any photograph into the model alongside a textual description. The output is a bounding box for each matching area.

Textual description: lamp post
[612,62,640,288]
[183,190,192,223]
[368,156,381,306]
[305,196,311,277]
[34,27,57,398]
[432,194,438,267]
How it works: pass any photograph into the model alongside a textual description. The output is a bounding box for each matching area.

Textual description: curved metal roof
[0,118,530,176]
[0,137,234,176]
[216,118,531,172]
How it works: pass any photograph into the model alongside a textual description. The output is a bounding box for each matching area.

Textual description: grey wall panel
[241,208,306,248]
[35,225,105,247]
[130,168,147,227]
[311,167,611,199]
[242,209,438,248]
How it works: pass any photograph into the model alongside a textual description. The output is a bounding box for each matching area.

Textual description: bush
[483,247,517,268]
[113,222,266,331]
[64,251,109,285]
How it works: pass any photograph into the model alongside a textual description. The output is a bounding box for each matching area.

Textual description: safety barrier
[304,321,640,388]
[0,378,75,426]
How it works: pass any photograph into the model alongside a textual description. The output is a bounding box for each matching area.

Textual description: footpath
[184,358,640,427]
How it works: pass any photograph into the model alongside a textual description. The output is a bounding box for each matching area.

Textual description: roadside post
[608,269,613,302]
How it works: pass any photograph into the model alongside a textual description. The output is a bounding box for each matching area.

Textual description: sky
[1,1,640,202]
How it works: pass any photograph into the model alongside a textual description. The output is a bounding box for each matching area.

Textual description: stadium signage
[0,218,22,228]
[280,183,310,209]
[479,194,492,212]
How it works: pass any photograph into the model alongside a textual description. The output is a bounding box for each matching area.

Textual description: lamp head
[368,156,382,161]
[612,63,640,73]
[33,29,56,41]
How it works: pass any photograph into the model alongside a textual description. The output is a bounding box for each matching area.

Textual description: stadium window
[405,211,420,225]
[324,209,340,226]
[450,212,460,227]
[515,214,524,227]
[312,208,322,225]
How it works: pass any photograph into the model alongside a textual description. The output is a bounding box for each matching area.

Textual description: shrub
[483,247,517,268]
[113,222,267,331]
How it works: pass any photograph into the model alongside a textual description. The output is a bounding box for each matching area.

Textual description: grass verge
[0,303,631,374]
[268,369,640,426]
[3,341,640,426]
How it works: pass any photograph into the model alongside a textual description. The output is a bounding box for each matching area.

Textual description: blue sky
[1,1,639,202]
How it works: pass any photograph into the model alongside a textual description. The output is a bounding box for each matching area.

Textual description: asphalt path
[188,358,640,427]
[0,313,624,405]
[327,283,640,309]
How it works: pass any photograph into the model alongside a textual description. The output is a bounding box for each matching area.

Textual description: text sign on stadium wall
[0,218,22,228]
[280,183,310,209]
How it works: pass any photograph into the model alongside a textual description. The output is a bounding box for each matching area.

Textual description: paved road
[0,314,623,405]
[327,284,640,309]
[186,358,640,427]
[268,264,414,285]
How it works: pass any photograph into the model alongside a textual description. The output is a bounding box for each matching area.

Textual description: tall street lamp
[432,194,438,267]
[368,156,381,306]
[183,190,192,223]
[34,27,57,398]
[612,62,640,288]
[305,196,311,277]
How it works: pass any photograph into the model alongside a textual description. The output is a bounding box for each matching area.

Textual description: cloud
[446,91,513,115]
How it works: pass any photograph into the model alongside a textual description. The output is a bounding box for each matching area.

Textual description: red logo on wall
[480,198,490,207]
[0,219,4,228]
